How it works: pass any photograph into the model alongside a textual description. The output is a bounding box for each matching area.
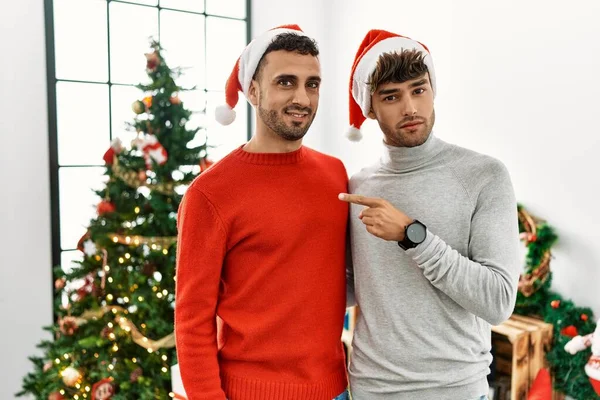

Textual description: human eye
[413,87,426,95]
[278,79,293,87]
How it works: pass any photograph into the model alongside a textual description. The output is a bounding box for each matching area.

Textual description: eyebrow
[377,78,429,95]
[274,74,321,82]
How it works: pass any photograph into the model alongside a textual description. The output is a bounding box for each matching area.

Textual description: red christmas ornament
[75,274,96,301]
[103,148,116,165]
[138,170,147,181]
[551,300,561,309]
[169,95,181,105]
[582,314,589,321]
[48,392,65,400]
[200,158,214,172]
[59,316,79,336]
[528,233,538,243]
[92,378,115,400]
[100,326,114,339]
[43,360,54,372]
[134,134,168,169]
[54,278,66,291]
[97,200,116,216]
[561,325,579,338]
[102,138,123,165]
[145,51,161,72]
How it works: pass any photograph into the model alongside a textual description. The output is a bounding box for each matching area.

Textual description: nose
[292,86,311,107]
[401,97,417,117]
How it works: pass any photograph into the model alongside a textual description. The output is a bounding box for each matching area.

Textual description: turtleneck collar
[380,133,445,173]
[232,144,307,165]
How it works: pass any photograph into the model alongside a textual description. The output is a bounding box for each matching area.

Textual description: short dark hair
[368,49,429,93]
[252,33,319,81]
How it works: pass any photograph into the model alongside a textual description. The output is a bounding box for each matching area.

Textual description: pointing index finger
[338,193,382,207]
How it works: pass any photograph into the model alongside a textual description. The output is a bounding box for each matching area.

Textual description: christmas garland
[71,306,175,351]
[514,204,598,399]
[108,233,177,250]
[111,156,179,196]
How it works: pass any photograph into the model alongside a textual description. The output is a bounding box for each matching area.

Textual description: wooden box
[491,314,563,400]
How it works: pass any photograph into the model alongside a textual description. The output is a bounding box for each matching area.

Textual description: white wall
[322,0,600,317]
[0,1,53,398]
[254,0,600,318]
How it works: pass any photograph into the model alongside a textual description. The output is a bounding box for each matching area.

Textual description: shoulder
[445,143,511,183]
[304,147,347,176]
[185,148,242,198]
[349,162,380,192]
[442,143,513,204]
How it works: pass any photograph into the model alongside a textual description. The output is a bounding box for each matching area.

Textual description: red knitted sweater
[175,145,348,400]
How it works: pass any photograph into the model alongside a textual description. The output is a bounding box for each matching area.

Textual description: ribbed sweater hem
[221,369,348,400]
[350,378,488,400]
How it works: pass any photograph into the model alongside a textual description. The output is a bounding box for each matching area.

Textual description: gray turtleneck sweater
[347,133,520,400]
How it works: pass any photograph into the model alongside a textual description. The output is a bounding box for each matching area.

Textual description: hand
[339,193,413,241]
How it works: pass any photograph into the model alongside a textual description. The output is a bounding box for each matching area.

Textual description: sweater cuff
[405,229,440,266]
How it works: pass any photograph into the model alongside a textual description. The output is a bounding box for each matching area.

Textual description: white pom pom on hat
[347,29,436,141]
[215,24,309,126]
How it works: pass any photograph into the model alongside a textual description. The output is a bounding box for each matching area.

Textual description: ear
[248,80,259,106]
[367,107,377,120]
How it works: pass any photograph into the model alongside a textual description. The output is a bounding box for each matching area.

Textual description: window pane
[53,0,108,81]
[111,84,143,147]
[206,0,246,19]
[61,250,83,274]
[206,17,246,91]
[56,82,109,166]
[160,0,204,13]
[160,10,205,89]
[59,167,107,250]
[109,2,159,85]
[205,91,248,160]
[179,89,207,148]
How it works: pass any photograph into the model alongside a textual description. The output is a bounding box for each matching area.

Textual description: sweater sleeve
[406,163,520,325]
[175,186,228,399]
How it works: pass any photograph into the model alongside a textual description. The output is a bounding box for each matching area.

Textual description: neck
[380,132,445,172]
[244,120,303,153]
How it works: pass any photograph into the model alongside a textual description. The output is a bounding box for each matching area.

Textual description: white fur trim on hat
[346,126,363,142]
[215,104,236,126]
[238,28,308,97]
[352,36,436,119]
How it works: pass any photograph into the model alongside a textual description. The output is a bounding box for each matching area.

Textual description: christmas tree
[19,40,209,400]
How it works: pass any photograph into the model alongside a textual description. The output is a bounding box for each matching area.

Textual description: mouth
[284,109,311,121]
[400,121,423,129]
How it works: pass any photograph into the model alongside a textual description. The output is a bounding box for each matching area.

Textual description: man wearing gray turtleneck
[338,30,520,400]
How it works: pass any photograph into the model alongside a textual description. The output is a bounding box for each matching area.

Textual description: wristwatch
[397,220,427,250]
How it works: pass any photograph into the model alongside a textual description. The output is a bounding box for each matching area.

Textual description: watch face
[407,222,427,243]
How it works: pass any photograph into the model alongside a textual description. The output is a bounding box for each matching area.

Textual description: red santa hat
[215,24,309,125]
[347,29,436,141]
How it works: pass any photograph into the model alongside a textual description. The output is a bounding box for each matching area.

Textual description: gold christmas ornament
[131,100,145,114]
[61,366,81,387]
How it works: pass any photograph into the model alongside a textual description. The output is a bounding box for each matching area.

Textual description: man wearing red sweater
[175,25,349,400]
